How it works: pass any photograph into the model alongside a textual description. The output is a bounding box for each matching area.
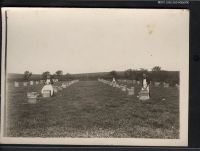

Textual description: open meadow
[5,80,179,138]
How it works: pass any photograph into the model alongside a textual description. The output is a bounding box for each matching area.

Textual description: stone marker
[14,82,19,87]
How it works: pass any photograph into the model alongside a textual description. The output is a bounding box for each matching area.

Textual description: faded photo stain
[147,24,156,35]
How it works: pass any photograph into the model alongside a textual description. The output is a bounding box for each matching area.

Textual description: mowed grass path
[6,81,179,138]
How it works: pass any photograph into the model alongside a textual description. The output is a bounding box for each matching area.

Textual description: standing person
[112,77,116,84]
[142,73,151,98]
[45,75,53,85]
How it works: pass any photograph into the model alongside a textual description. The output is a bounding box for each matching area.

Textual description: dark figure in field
[142,74,151,98]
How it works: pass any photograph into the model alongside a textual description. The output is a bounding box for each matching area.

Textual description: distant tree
[55,70,63,80]
[124,69,134,80]
[23,71,32,81]
[51,73,57,79]
[56,70,63,76]
[42,71,51,79]
[152,66,161,72]
[65,73,73,80]
[124,69,137,85]
[109,70,118,79]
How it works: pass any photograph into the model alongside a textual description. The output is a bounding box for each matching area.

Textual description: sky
[4,8,189,74]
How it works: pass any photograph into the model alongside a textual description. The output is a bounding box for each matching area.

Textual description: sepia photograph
[1,8,189,146]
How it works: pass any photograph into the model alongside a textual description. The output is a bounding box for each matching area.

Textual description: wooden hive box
[30,81,34,85]
[61,84,67,88]
[14,82,19,87]
[42,90,51,98]
[23,82,28,86]
[154,82,160,87]
[58,86,63,91]
[139,89,149,100]
[163,82,169,88]
[137,81,141,85]
[27,92,39,104]
[128,87,134,95]
[121,86,127,92]
[53,86,58,93]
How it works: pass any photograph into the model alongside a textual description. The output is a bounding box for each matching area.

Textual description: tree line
[21,66,179,86]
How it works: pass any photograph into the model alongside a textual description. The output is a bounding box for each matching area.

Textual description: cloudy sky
[4,8,189,74]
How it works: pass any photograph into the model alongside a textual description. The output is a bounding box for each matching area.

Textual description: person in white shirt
[142,73,151,98]
[112,77,116,83]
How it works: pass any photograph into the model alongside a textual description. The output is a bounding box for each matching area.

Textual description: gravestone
[14,82,19,87]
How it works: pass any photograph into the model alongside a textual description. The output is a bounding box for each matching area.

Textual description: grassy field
[5,80,179,138]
